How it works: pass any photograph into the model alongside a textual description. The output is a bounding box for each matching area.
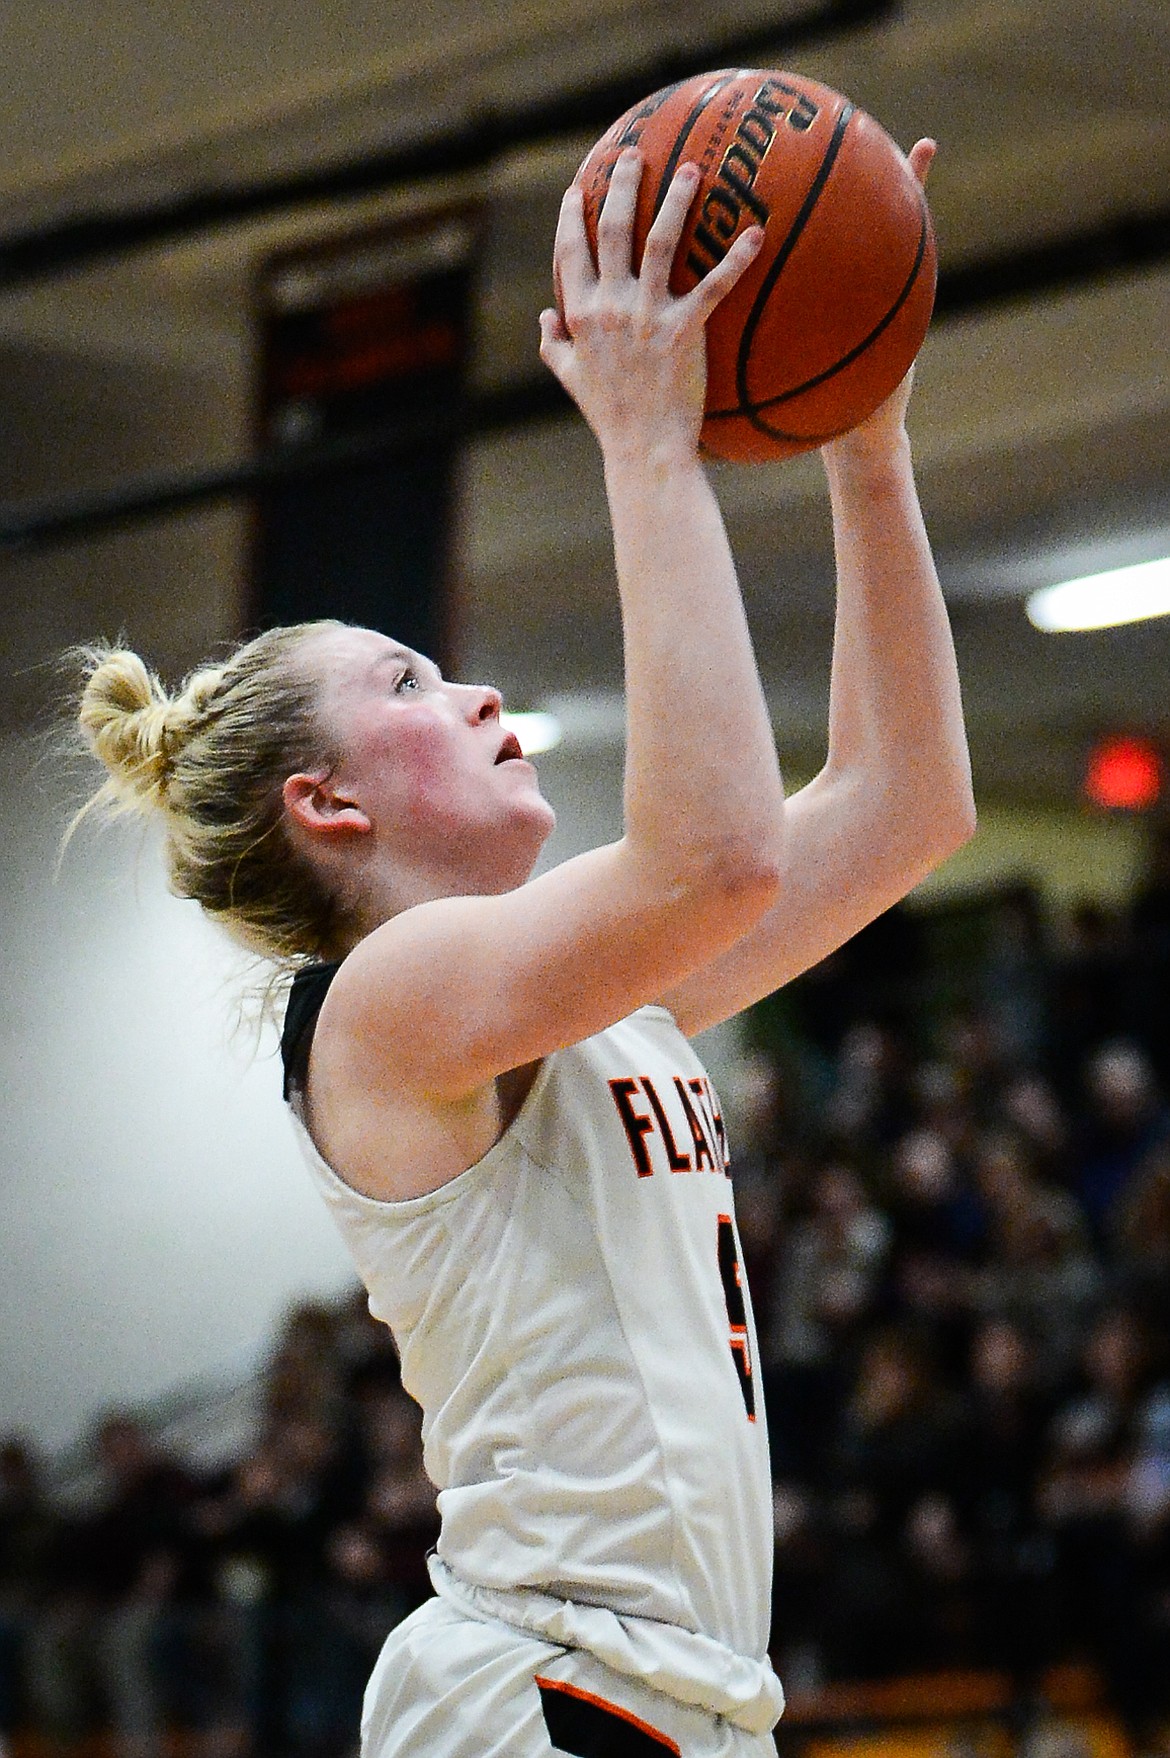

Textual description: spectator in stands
[900,1490,977,1668]
[196,1411,348,1756]
[347,1381,437,1615]
[764,1162,890,1479]
[996,1070,1069,1190]
[821,1020,914,1153]
[955,1318,1056,1675]
[1049,904,1130,1087]
[1038,1305,1167,1738]
[22,1415,197,1758]
[768,1480,825,1695]
[263,1303,348,1434]
[819,1326,964,1677]
[970,1138,1101,1389]
[978,883,1051,1067]
[885,1125,979,1261]
[1073,1040,1170,1242]
[881,1124,982,1379]
[1127,821,1170,1086]
[0,1441,54,1746]
[1110,1142,1170,1337]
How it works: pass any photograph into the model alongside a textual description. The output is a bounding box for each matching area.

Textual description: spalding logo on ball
[574,69,937,463]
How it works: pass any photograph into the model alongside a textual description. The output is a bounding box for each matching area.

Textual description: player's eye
[394,667,421,693]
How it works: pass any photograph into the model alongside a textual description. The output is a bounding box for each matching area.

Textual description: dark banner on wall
[252,207,478,669]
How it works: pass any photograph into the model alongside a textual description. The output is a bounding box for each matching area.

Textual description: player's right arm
[321,153,783,1103]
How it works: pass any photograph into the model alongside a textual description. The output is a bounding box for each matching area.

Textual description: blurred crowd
[0,1298,434,1758]
[2,855,1169,1758]
[745,858,1170,1747]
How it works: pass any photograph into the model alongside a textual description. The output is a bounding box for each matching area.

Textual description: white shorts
[361,1598,777,1758]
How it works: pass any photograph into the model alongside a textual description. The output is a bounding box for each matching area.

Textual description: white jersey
[289,1003,783,1733]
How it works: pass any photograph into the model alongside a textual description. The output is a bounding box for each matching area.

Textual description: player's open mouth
[495,734,525,764]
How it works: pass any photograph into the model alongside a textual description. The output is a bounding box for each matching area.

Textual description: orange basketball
[574,69,937,463]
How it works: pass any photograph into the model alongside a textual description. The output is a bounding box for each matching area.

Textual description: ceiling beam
[0,0,894,289]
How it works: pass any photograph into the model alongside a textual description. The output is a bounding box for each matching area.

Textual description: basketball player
[74,142,971,1756]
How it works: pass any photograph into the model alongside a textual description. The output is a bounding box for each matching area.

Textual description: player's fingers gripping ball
[573,68,937,463]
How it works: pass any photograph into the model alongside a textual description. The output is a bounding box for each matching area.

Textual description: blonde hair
[70,621,352,967]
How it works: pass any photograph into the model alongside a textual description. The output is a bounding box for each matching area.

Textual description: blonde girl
[75,143,972,1758]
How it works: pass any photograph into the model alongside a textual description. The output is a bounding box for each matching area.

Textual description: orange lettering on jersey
[609,1077,656,1176]
[692,1077,730,1172]
[705,1078,730,1169]
[640,1077,691,1172]
[674,1076,715,1172]
[717,1213,756,1420]
[687,1078,722,1172]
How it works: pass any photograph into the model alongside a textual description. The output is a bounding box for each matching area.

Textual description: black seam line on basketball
[650,76,739,219]
[734,195,930,419]
[708,191,932,433]
[734,100,854,429]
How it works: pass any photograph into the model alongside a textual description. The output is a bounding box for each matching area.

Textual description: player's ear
[283,773,372,837]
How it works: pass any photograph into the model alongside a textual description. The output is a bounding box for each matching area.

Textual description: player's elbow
[909,787,977,877]
[950,793,979,851]
[629,829,784,937]
[700,837,786,923]
[854,766,975,894]
[884,743,976,870]
[932,777,978,859]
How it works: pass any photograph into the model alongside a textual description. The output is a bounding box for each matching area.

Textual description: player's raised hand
[822,138,937,466]
[539,150,762,462]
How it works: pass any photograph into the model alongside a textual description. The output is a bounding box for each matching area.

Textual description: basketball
[573,69,937,463]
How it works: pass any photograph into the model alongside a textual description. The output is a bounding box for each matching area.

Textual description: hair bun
[77,647,177,811]
[65,619,345,968]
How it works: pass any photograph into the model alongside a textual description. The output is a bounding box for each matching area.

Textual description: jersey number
[717,1214,756,1420]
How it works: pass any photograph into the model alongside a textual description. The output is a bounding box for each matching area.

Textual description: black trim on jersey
[280,960,343,1101]
[537,1678,677,1756]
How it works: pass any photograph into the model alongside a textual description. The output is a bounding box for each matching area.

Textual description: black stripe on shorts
[536,1676,680,1757]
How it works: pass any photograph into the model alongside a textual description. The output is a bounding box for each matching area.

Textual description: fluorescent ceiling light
[499,710,562,755]
[1027,557,1170,632]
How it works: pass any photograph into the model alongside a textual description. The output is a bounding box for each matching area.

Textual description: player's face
[305,626,556,889]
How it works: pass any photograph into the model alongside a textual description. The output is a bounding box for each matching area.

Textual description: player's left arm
[658,353,976,1039]
[659,136,973,1038]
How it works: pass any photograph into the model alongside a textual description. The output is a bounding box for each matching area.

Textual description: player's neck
[339,844,535,949]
